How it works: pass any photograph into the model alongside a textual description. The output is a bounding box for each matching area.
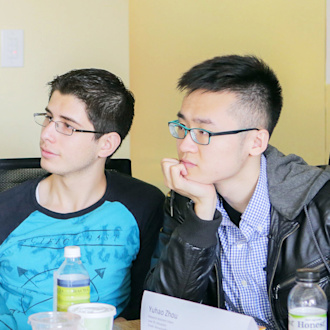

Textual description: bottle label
[289,307,327,330]
[57,278,90,312]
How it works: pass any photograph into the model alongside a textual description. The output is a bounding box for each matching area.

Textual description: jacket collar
[264,145,330,220]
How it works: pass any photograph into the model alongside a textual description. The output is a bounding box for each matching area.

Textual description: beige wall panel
[0,0,130,159]
[130,0,326,192]
[326,86,330,162]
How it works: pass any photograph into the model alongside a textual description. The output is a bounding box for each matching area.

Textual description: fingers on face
[162,160,187,191]
[161,159,177,189]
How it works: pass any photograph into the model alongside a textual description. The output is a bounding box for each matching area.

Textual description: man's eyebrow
[45,107,80,126]
[177,112,185,120]
[194,118,214,125]
[45,108,52,115]
[176,111,215,125]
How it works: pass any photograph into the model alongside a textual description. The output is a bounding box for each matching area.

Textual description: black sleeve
[121,192,164,319]
[106,172,165,320]
[0,179,40,245]
[0,179,40,329]
[145,191,221,302]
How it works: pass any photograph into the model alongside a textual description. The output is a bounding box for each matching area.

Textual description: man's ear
[98,132,121,158]
[250,129,269,156]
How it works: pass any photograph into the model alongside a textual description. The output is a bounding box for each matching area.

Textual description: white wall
[0,0,130,159]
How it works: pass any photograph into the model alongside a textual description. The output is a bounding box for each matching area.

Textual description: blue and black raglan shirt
[0,171,164,330]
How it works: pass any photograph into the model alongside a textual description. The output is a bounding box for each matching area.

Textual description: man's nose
[177,131,198,153]
[40,120,57,141]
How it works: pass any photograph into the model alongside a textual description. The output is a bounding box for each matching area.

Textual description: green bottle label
[57,278,90,312]
[289,308,327,330]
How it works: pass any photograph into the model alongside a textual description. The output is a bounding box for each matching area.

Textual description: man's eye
[64,123,74,129]
[45,115,53,121]
[196,129,208,136]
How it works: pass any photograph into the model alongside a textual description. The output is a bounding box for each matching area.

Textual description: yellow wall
[129,0,327,192]
[326,85,330,161]
[0,0,130,159]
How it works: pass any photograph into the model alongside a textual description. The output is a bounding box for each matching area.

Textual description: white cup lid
[68,303,116,319]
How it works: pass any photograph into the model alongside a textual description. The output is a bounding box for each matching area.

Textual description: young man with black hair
[146,55,330,329]
[0,69,164,329]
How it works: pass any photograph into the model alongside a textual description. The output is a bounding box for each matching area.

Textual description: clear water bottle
[56,246,90,312]
[288,268,327,330]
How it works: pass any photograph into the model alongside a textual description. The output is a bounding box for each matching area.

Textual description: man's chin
[40,158,56,174]
[183,172,208,185]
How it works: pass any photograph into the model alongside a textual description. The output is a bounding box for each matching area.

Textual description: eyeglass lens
[34,114,49,127]
[169,123,209,145]
[34,114,73,136]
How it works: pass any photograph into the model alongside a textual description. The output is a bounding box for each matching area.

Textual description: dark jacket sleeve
[145,191,221,303]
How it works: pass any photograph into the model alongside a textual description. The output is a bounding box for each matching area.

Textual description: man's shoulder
[0,178,39,245]
[314,179,330,201]
[0,179,39,217]
[104,171,164,227]
[0,179,37,204]
[105,171,164,204]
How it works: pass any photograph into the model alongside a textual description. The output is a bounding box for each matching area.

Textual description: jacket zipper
[273,277,295,301]
[212,223,301,313]
[273,259,330,300]
[214,263,220,308]
[268,221,299,328]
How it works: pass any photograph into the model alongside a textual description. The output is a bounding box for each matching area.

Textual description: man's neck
[215,156,261,214]
[38,169,107,213]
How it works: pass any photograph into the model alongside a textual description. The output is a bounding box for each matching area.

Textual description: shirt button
[241,280,248,287]
[237,244,243,249]
[257,225,262,232]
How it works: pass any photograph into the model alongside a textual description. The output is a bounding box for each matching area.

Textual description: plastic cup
[28,312,81,329]
[68,303,116,330]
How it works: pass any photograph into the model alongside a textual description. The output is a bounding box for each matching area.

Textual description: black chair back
[0,157,131,193]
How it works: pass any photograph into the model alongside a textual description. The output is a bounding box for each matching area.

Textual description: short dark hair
[178,55,282,136]
[48,68,134,143]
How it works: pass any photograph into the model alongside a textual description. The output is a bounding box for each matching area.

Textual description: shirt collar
[217,155,271,240]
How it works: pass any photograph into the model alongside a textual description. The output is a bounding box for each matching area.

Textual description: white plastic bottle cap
[64,246,81,258]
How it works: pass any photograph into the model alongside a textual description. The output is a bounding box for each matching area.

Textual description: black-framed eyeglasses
[168,120,259,145]
[34,113,107,136]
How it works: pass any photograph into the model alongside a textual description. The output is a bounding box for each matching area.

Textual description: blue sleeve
[0,293,17,330]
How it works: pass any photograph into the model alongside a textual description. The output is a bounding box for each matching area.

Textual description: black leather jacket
[146,146,330,329]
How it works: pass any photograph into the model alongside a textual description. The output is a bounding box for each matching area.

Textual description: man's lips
[41,147,58,158]
[180,160,196,168]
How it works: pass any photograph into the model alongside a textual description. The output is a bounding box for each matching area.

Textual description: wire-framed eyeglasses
[34,113,107,136]
[168,120,259,145]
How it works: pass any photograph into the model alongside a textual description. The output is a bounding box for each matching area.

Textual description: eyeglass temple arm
[210,128,259,136]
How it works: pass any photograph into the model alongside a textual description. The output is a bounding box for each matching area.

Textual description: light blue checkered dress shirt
[216,155,276,329]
